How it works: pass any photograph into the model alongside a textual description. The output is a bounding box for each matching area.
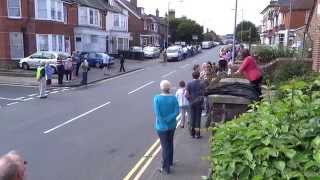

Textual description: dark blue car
[80,52,114,68]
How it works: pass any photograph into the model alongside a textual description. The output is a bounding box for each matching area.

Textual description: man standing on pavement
[80,58,89,85]
[119,53,126,72]
[187,71,205,138]
[73,51,81,77]
[56,55,65,85]
[0,151,27,180]
[36,61,47,99]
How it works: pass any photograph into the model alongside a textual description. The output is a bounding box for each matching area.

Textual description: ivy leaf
[282,149,296,159]
[311,136,320,148]
[313,151,320,163]
[274,161,286,172]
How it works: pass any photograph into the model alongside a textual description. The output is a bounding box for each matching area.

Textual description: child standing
[175,81,190,128]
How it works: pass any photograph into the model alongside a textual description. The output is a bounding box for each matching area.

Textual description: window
[114,14,120,27]
[64,6,68,23]
[39,35,49,51]
[7,0,21,17]
[79,7,87,25]
[37,0,47,19]
[9,32,24,59]
[36,0,63,21]
[94,10,99,25]
[37,34,65,52]
[52,35,57,51]
[89,9,94,25]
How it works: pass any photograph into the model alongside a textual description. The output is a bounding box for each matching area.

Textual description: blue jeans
[157,129,175,173]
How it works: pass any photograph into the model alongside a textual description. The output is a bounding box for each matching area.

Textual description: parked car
[129,46,144,60]
[19,51,70,72]
[166,46,183,62]
[202,41,213,49]
[130,46,143,53]
[80,52,114,68]
[143,46,160,58]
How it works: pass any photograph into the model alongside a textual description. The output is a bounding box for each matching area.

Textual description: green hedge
[210,75,320,180]
[252,46,295,64]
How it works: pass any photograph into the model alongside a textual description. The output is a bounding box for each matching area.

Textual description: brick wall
[127,13,143,46]
[283,10,308,29]
[0,0,77,66]
[310,1,320,72]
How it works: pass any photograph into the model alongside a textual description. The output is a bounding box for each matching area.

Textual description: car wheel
[96,62,102,68]
[22,63,29,70]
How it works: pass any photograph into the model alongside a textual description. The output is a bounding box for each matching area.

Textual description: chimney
[130,0,137,7]
[156,9,159,17]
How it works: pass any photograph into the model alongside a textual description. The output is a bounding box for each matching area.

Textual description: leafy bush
[210,76,320,180]
[253,46,295,64]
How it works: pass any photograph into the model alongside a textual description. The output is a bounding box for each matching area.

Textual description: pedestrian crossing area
[0,87,72,108]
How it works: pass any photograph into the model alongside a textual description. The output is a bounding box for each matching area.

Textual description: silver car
[143,46,161,58]
[166,46,183,62]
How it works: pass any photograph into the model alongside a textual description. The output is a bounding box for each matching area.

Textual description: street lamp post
[232,0,238,63]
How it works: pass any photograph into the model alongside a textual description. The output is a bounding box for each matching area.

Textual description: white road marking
[43,101,111,134]
[0,84,36,88]
[97,69,145,85]
[22,98,34,101]
[7,102,19,106]
[14,97,25,100]
[128,81,155,95]
[161,70,177,78]
[28,94,38,97]
[0,97,19,101]
[49,91,59,94]
[180,64,190,69]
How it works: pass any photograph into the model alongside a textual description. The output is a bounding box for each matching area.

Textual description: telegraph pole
[232,0,238,63]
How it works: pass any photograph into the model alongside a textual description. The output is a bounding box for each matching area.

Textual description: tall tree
[169,17,203,44]
[236,21,260,43]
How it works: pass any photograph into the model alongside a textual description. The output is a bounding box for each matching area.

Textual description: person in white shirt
[175,81,190,128]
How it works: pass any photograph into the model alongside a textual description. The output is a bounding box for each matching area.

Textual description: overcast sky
[138,0,271,35]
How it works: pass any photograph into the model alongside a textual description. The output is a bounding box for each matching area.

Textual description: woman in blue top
[153,80,179,174]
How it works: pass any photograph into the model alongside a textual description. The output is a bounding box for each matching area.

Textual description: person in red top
[236,49,263,97]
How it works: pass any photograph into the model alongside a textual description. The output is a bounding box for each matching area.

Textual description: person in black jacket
[119,54,126,72]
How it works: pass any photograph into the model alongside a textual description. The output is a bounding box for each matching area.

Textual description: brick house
[142,9,168,48]
[308,0,320,72]
[0,0,78,66]
[117,0,144,47]
[260,0,313,47]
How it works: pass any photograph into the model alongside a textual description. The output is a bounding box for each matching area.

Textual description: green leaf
[282,149,296,159]
[274,161,286,172]
[313,150,320,163]
[312,136,320,148]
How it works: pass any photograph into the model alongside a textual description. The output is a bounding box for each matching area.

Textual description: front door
[9,32,24,60]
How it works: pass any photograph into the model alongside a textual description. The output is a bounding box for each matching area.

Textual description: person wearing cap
[153,80,179,174]
[36,61,47,99]
[0,151,27,180]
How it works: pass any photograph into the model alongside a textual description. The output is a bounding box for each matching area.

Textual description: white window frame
[35,0,64,22]
[114,14,120,28]
[78,6,101,27]
[36,34,65,52]
[7,0,22,18]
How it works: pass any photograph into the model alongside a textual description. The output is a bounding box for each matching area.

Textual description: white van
[202,41,212,49]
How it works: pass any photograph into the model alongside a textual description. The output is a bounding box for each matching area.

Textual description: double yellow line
[123,139,161,180]
[124,118,182,180]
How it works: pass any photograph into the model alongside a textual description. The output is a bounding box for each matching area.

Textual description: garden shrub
[210,75,320,180]
[253,46,295,64]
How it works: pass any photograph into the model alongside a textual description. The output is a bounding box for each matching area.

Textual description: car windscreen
[167,48,178,53]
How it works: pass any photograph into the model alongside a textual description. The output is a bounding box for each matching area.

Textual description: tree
[235,21,260,43]
[169,17,203,44]
[203,30,221,42]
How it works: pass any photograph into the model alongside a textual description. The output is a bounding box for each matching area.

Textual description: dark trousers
[120,63,125,72]
[190,102,202,137]
[65,70,72,81]
[82,72,88,85]
[250,76,263,97]
[57,65,64,85]
[158,129,175,173]
[76,63,81,76]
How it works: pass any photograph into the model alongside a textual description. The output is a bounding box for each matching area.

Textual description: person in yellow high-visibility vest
[36,61,47,98]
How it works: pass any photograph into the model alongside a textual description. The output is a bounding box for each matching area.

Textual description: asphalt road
[0,47,220,180]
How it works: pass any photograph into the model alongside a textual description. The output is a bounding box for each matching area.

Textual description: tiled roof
[117,0,142,18]
[278,0,314,10]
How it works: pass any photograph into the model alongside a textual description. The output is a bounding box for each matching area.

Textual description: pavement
[0,58,158,87]
[0,47,219,180]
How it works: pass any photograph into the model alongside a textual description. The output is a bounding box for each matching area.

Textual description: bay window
[79,7,101,27]
[7,0,21,18]
[37,34,65,52]
[36,0,63,21]
[114,14,120,27]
